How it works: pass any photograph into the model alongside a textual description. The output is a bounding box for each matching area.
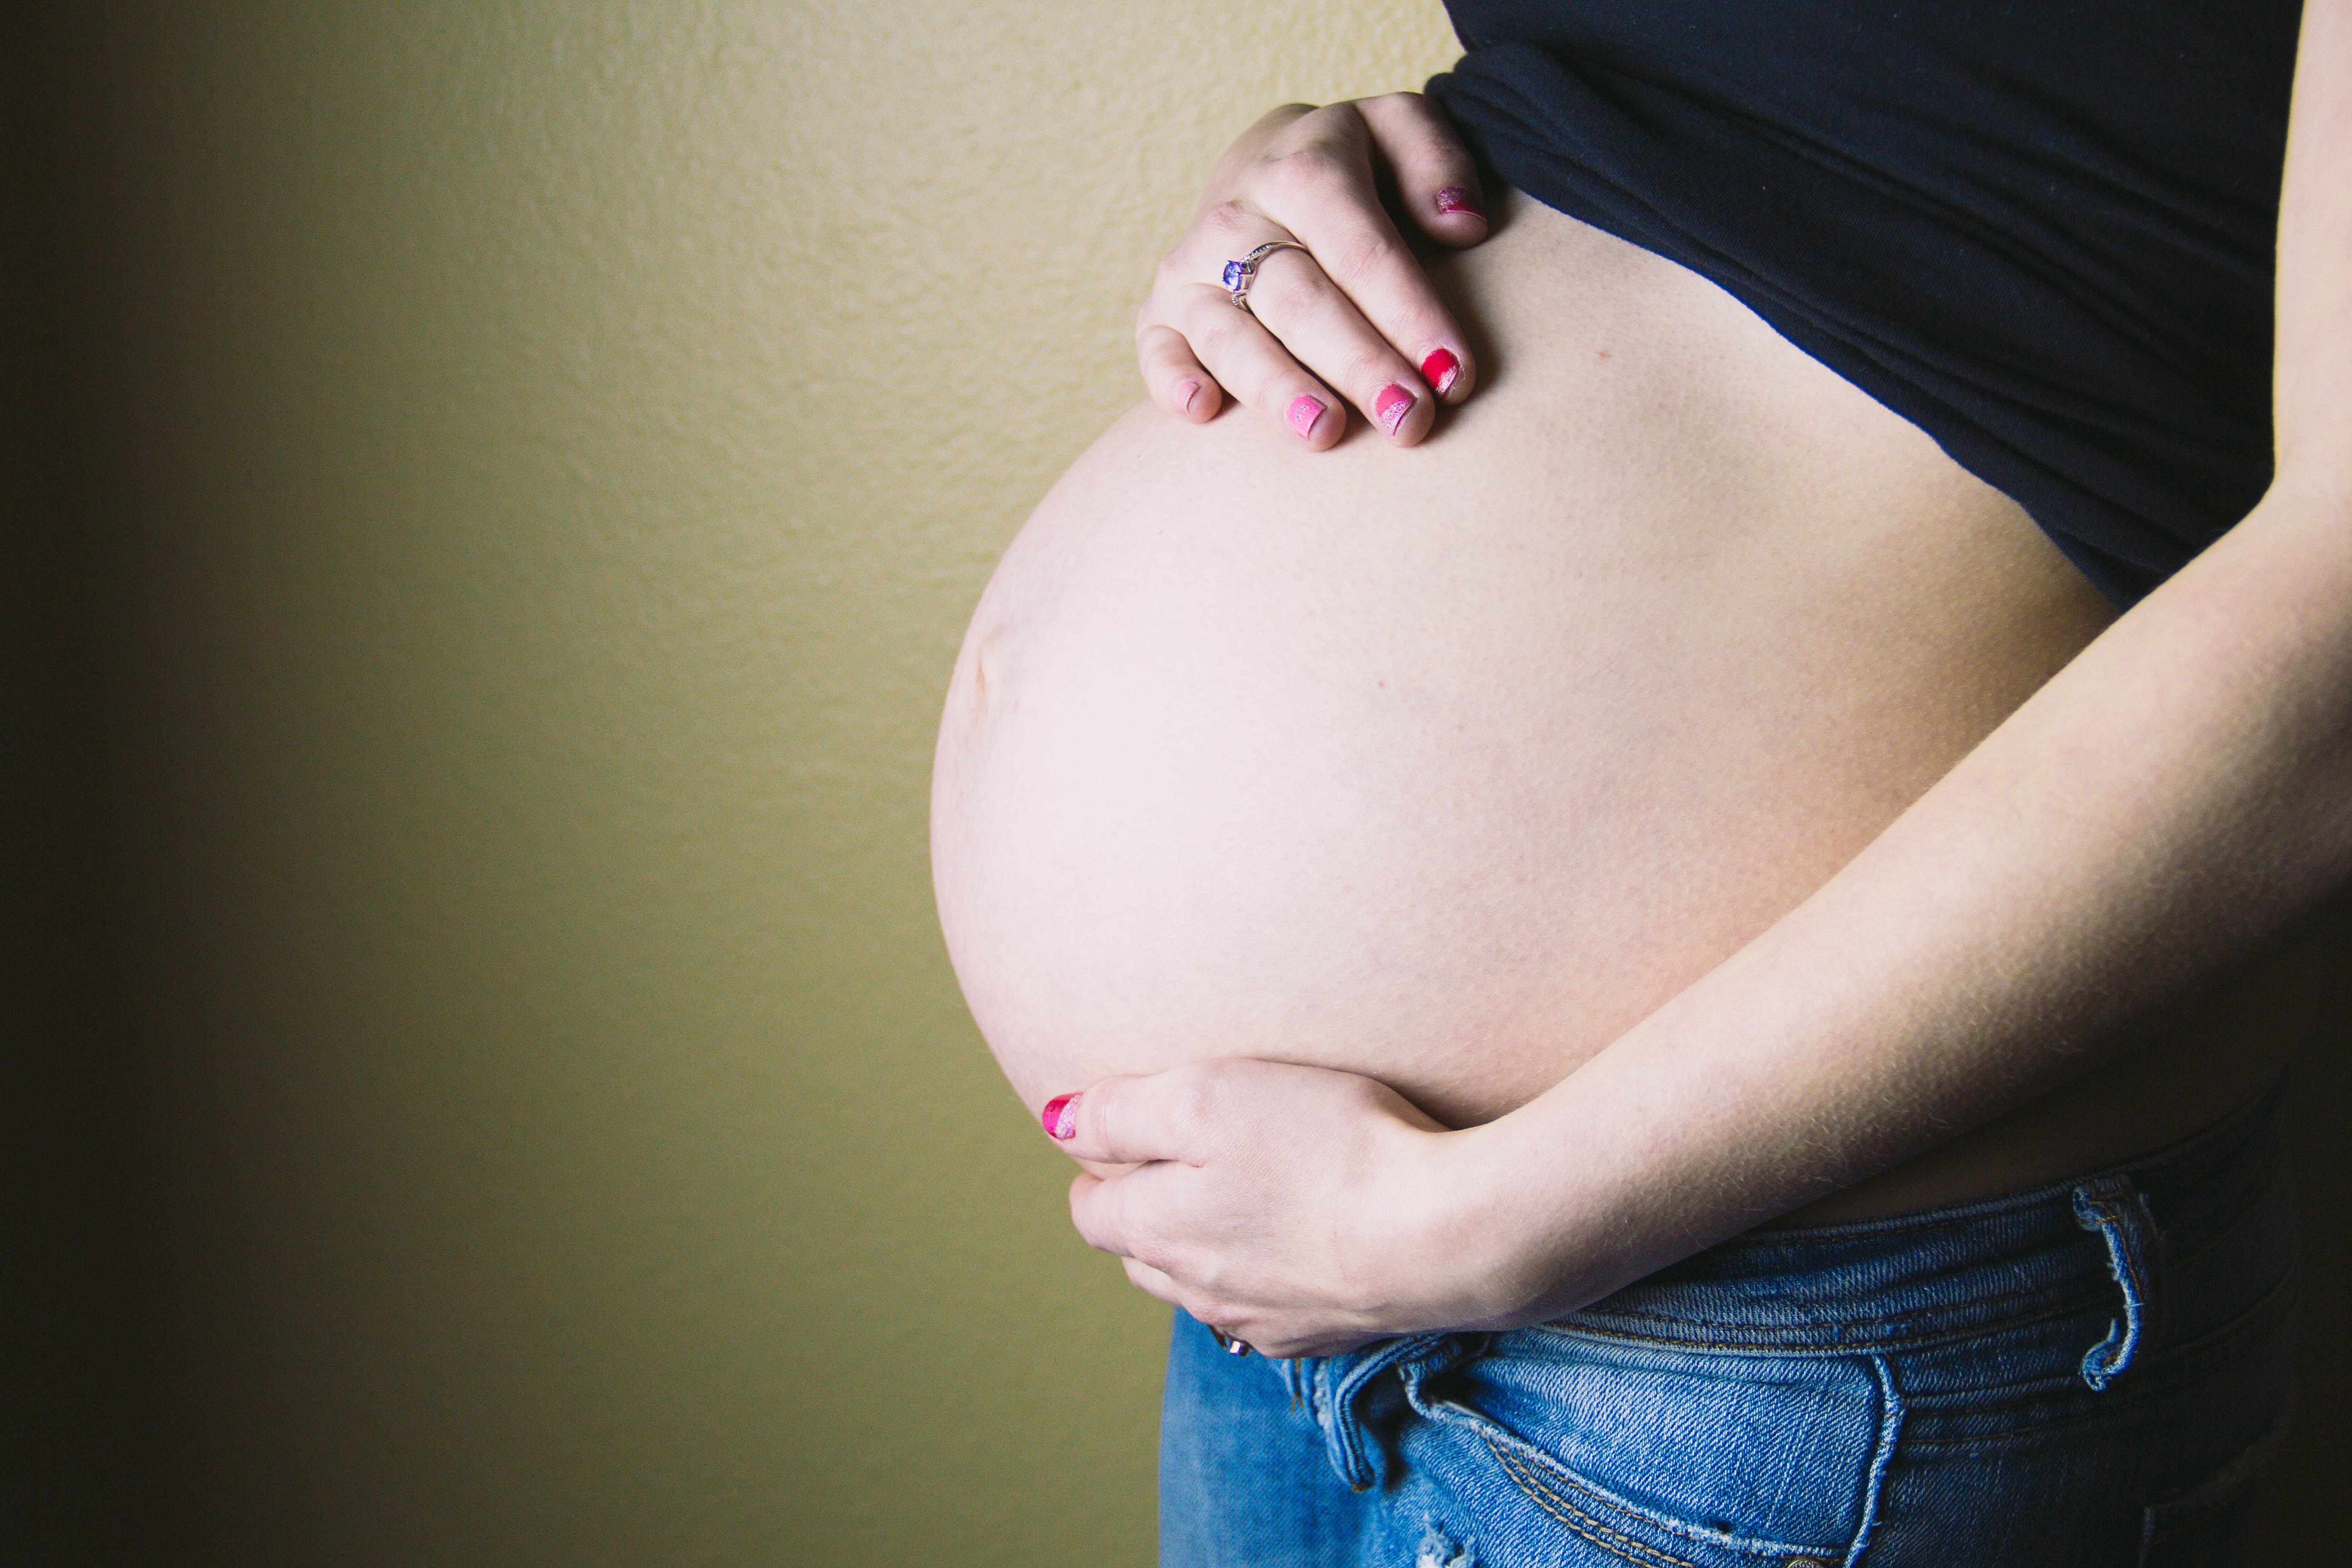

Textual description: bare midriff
[931,189,2319,1225]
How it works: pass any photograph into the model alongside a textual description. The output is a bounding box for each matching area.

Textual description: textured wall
[18,1,2341,1563]
[29,3,1461,1565]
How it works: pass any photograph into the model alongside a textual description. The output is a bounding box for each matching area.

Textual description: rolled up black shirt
[1427,0,2300,606]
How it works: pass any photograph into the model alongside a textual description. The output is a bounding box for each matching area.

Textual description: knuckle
[1299,98,1367,135]
[1199,198,1259,242]
[1184,300,1253,359]
[1408,101,1462,142]
[1251,264,1331,323]
[1337,342,1396,392]
[1324,225,1402,286]
[1256,366,1314,419]
[1262,142,1349,197]
[1167,1061,1231,1127]
[1401,101,1460,144]
[1399,301,1455,346]
[1090,1086,1135,1152]
[1126,1226,1178,1276]
[1409,127,1471,175]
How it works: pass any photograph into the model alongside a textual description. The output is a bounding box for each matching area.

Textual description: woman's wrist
[1402,1111,1611,1333]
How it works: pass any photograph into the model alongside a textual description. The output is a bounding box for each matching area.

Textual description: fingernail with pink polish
[1175,379,1201,416]
[1435,186,1485,219]
[1287,394,1326,442]
[1040,1093,1080,1141]
[1374,383,1414,436]
[1420,347,1461,398]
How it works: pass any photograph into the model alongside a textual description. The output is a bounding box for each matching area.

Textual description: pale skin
[1045,2,2352,1359]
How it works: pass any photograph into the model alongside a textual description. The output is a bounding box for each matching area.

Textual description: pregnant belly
[933,192,2120,1135]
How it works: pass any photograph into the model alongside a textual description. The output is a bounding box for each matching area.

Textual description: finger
[1068,1166,1176,1269]
[1137,321,1222,423]
[1067,1169,1123,1254]
[1249,108,1476,408]
[1148,199,1337,444]
[1100,1205,1234,1340]
[1199,247,1441,442]
[1353,92,1489,245]
[1041,1068,1213,1166]
[1119,1254,1187,1309]
[1169,279,1350,449]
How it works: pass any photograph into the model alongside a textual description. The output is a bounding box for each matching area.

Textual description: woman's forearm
[1465,479,2352,1321]
[1460,0,2352,1326]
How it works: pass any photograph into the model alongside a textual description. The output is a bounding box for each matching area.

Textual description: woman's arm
[1049,0,2352,1356]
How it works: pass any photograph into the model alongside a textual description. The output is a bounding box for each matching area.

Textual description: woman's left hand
[1042,1058,1528,1357]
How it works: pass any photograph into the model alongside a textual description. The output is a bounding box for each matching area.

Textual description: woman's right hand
[1139,94,1490,449]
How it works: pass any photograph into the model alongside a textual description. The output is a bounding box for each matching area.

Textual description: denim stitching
[1566,1283,2097,1333]
[1480,1435,1703,1568]
[1842,1354,1903,1568]
[1551,1269,2122,1340]
[1459,1399,1844,1561]
[1321,1335,1452,1491]
[1536,1290,2107,1355]
[1537,1087,2284,1361]
[2073,1177,2155,1390]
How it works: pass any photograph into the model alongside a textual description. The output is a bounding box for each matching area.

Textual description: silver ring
[1220,240,1310,315]
[1209,1326,1255,1357]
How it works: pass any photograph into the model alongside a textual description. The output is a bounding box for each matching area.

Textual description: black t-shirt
[1429,0,2302,606]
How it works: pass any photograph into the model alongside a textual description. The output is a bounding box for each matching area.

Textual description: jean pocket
[1405,1330,1898,1568]
[2137,1407,2291,1568]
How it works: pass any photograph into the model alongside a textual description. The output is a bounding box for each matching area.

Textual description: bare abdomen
[931,192,2299,1208]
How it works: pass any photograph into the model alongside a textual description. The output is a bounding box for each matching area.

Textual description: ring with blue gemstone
[1221,240,1310,314]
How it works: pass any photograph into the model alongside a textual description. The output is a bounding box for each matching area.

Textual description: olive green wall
[13,2,2342,1563]
[21,3,1461,1564]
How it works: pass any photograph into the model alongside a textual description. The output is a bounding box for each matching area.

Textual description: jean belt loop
[1276,1354,1309,1411]
[1315,1335,1451,1493]
[2072,1172,2164,1391]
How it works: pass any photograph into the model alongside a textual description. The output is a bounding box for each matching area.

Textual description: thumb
[1038,1071,1204,1166]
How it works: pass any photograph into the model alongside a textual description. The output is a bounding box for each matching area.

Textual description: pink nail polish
[1040,1093,1080,1141]
[1374,383,1414,436]
[1420,347,1460,398]
[1286,394,1326,441]
[1435,186,1485,219]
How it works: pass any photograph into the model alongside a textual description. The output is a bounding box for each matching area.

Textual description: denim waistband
[1275,1082,2293,1495]
[1553,1077,2289,1355]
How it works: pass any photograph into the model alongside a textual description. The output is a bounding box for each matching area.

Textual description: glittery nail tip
[1040,1093,1079,1140]
[1287,395,1326,440]
[1419,347,1460,397]
[1435,186,1485,219]
[1374,383,1414,436]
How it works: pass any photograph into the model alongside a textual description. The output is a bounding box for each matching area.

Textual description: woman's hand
[1041,1058,1536,1357]
[1140,95,1490,451]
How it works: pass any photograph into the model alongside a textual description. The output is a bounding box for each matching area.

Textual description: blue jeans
[1161,1085,2297,1567]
